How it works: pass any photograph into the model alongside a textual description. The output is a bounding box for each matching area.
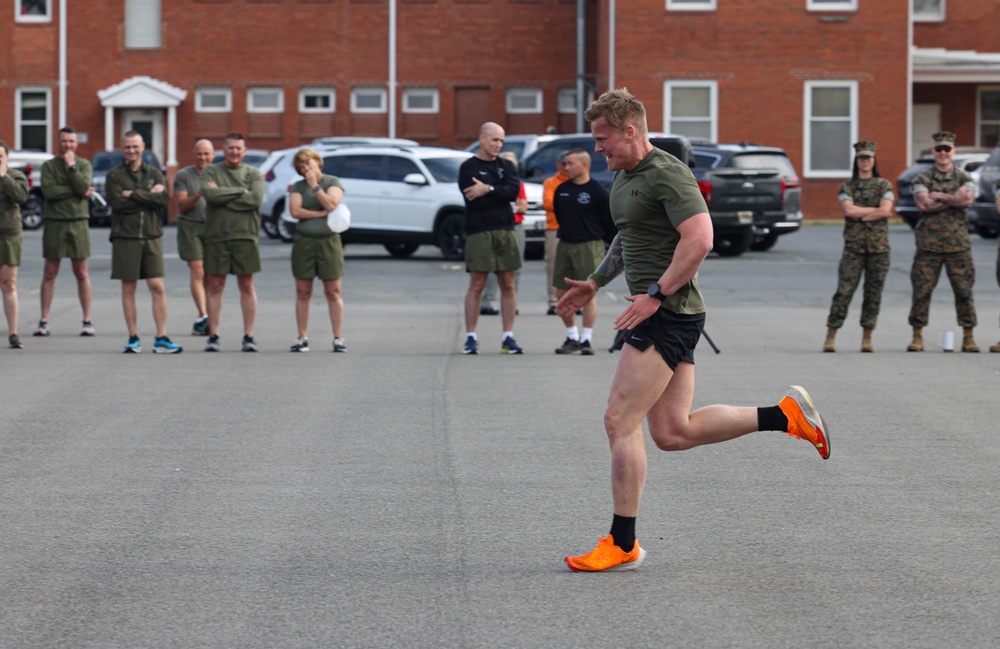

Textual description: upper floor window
[16,88,50,151]
[506,88,542,114]
[807,0,857,10]
[195,88,231,113]
[351,88,387,114]
[300,88,335,113]
[16,0,50,22]
[804,80,858,177]
[403,88,439,114]
[664,81,717,142]
[247,87,283,113]
[125,0,162,48]
[666,0,716,10]
[978,87,1000,148]
[913,0,944,21]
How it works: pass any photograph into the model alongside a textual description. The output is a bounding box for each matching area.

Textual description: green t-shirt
[608,147,708,315]
[173,165,207,223]
[290,175,344,238]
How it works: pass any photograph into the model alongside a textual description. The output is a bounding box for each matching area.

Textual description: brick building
[2,0,998,219]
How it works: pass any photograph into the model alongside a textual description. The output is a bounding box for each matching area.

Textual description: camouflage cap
[932,131,957,148]
[853,141,876,158]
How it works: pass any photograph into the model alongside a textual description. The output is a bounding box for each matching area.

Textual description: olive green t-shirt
[607,147,708,315]
[290,175,344,238]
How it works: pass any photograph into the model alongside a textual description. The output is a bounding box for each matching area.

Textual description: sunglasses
[934,146,953,153]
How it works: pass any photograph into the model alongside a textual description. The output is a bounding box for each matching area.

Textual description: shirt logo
[577,192,592,205]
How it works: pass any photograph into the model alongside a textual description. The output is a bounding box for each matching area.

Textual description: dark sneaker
[241,334,259,352]
[501,336,524,355]
[579,340,594,355]
[555,338,581,355]
[192,316,209,336]
[80,320,95,336]
[8,334,23,349]
[204,334,221,352]
[153,336,183,354]
[479,305,499,316]
[463,335,478,355]
[547,306,557,316]
[123,335,141,353]
[33,320,49,337]
[333,337,347,353]
[290,337,310,352]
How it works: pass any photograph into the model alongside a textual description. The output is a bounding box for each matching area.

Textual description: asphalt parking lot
[2,225,999,648]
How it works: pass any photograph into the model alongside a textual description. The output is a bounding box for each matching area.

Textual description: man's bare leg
[39,258,60,323]
[206,274,226,335]
[71,258,92,322]
[236,275,256,336]
[464,271,488,333]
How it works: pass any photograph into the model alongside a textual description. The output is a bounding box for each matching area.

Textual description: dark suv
[968,145,1000,239]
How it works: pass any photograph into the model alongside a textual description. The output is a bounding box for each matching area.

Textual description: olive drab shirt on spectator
[911,167,975,253]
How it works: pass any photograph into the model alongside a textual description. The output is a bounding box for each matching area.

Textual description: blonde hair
[292,147,323,174]
[584,88,648,139]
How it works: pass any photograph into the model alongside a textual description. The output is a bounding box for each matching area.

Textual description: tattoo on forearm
[595,234,625,281]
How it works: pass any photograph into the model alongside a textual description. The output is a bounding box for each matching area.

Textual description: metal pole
[576,0,585,132]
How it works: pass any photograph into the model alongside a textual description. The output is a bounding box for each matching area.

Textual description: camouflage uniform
[908,166,977,328]
[827,176,894,329]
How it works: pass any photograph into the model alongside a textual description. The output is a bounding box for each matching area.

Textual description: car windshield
[421,155,469,183]
[92,151,160,172]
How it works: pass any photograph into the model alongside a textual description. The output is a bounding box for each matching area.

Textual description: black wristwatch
[647,282,668,301]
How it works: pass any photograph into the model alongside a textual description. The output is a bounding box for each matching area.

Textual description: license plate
[737,211,753,224]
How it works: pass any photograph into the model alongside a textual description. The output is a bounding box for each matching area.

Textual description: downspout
[576,0,585,133]
[58,0,67,129]
[607,0,615,91]
[388,0,397,138]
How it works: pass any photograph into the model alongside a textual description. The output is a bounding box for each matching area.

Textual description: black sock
[609,514,636,552]
[757,405,788,432]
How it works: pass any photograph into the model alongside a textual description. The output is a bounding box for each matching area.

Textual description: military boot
[990,340,1000,353]
[823,327,837,353]
[906,327,924,352]
[962,327,980,353]
[861,328,874,353]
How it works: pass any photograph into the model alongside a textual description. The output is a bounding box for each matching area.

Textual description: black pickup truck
[690,143,803,256]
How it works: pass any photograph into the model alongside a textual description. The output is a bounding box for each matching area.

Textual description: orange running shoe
[779,385,831,460]
[565,534,646,572]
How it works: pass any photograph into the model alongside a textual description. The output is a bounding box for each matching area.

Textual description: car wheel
[276,217,295,243]
[384,243,419,258]
[436,212,466,261]
[750,231,779,252]
[975,224,999,239]
[262,202,282,239]
[713,229,753,257]
[20,194,44,230]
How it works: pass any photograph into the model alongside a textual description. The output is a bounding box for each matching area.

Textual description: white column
[167,105,178,167]
[104,106,114,152]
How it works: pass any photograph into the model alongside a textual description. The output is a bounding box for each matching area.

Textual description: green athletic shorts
[42,219,91,260]
[204,239,261,276]
[553,239,606,289]
[111,237,164,280]
[0,235,22,267]
[292,233,343,281]
[465,229,522,273]
[177,218,206,262]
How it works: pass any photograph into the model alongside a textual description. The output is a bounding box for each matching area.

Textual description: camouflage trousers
[908,249,977,328]
[827,250,890,330]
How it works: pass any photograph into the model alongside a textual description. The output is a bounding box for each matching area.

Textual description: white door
[912,104,941,160]
[122,109,164,164]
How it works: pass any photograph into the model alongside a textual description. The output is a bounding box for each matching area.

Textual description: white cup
[941,330,954,352]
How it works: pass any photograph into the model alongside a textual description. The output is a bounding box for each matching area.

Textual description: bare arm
[175,189,201,213]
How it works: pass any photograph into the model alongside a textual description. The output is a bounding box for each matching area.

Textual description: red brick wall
[913,0,998,52]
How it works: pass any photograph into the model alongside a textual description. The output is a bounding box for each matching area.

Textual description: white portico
[97,76,187,167]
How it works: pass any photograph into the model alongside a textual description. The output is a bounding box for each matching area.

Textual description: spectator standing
[173,139,214,335]
[36,127,95,337]
[0,140,29,348]
[480,151,528,315]
[907,131,979,352]
[543,153,571,315]
[823,141,894,353]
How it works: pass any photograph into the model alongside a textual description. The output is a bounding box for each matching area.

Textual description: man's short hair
[584,88,648,139]
[292,147,323,173]
[122,130,142,141]
[224,132,245,143]
[59,126,77,135]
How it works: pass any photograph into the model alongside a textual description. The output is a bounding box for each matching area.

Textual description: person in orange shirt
[543,152,571,315]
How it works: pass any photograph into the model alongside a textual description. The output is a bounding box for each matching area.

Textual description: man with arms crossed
[201,133,265,352]
[36,127,95,337]
[559,90,831,572]
[173,139,214,336]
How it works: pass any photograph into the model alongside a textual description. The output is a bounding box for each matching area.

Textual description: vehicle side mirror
[403,173,428,186]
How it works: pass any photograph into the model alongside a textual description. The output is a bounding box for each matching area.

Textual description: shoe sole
[80,332,95,337]
[501,350,524,354]
[334,348,347,353]
[565,546,646,572]
[34,332,49,337]
[153,347,183,354]
[787,385,831,460]
[242,348,258,352]
[290,348,310,352]
[123,348,141,353]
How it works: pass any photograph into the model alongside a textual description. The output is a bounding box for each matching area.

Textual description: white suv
[280,145,545,260]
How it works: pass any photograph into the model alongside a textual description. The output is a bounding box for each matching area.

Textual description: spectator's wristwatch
[647,282,668,301]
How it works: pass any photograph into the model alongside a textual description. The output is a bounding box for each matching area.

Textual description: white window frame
[803,80,858,178]
[195,87,232,113]
[124,0,162,49]
[15,87,51,152]
[247,87,284,114]
[15,0,51,23]
[666,0,716,10]
[402,88,439,114]
[806,0,857,11]
[351,87,387,114]
[976,85,1000,148]
[506,88,542,114]
[299,87,335,113]
[663,80,718,142]
[913,0,945,22]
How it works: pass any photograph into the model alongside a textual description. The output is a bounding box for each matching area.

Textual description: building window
[664,81,717,142]
[300,88,335,113]
[666,0,716,10]
[403,88,439,114]
[913,0,944,21]
[804,80,858,177]
[247,87,283,113]
[15,88,50,151]
[978,87,1000,148]
[125,0,161,48]
[16,0,50,22]
[506,88,542,114]
[807,0,857,10]
[351,88,387,113]
[195,88,232,113]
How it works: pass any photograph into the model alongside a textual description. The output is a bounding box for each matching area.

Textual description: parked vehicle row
[894,146,991,232]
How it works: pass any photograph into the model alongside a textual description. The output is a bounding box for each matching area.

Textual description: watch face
[648,283,664,300]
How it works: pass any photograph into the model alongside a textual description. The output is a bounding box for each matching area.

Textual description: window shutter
[125,0,162,49]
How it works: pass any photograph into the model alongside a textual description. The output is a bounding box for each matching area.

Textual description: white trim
[663,80,717,142]
[299,87,335,113]
[666,0,716,10]
[247,87,284,114]
[506,88,542,114]
[976,86,1000,148]
[912,47,1000,83]
[913,0,945,22]
[15,0,51,22]
[98,76,186,108]
[402,87,439,114]
[806,0,857,11]
[803,80,858,178]
[351,87,387,114]
[195,87,231,113]
[14,87,51,152]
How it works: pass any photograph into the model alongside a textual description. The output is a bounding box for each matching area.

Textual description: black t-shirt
[458,156,520,235]
[553,178,615,243]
